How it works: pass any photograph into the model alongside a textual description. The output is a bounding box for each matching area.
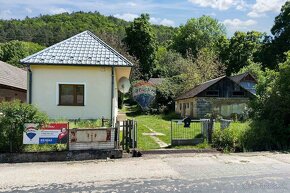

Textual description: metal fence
[171,119,208,146]
[171,118,233,146]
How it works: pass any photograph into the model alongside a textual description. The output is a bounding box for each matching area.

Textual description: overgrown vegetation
[0,100,48,152]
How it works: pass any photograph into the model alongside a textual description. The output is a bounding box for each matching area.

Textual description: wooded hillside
[0,11,176,46]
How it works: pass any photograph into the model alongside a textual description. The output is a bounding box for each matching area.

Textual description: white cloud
[127,2,137,7]
[113,14,175,26]
[25,8,32,13]
[0,9,12,19]
[113,13,138,21]
[49,8,69,14]
[150,17,175,26]
[223,18,257,28]
[160,19,175,26]
[188,0,248,10]
[248,0,287,18]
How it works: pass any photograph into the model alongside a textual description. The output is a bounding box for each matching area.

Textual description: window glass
[76,85,84,105]
[59,84,84,106]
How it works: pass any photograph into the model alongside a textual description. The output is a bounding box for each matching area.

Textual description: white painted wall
[30,65,113,120]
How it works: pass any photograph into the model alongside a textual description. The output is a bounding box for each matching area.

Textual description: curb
[140,148,219,155]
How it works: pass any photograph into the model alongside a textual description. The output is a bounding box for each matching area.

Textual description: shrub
[0,100,48,152]
[242,121,276,151]
[212,122,248,152]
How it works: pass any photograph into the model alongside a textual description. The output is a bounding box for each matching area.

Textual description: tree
[155,48,226,109]
[225,31,264,75]
[171,15,226,57]
[250,52,290,149]
[270,1,290,66]
[0,40,45,67]
[123,14,157,79]
[181,48,226,90]
[0,100,48,152]
[153,47,186,78]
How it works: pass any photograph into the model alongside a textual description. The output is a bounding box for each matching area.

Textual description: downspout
[111,67,115,127]
[28,65,32,104]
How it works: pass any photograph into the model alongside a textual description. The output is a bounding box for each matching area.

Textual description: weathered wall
[175,97,249,119]
[0,149,122,163]
[175,98,196,118]
[195,97,249,118]
[0,87,26,102]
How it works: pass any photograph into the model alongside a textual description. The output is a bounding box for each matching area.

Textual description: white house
[21,30,133,125]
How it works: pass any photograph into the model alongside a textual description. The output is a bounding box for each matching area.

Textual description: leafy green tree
[0,100,48,152]
[250,52,290,149]
[0,45,3,59]
[155,48,226,109]
[270,1,290,66]
[171,15,226,57]
[181,48,226,90]
[0,40,45,67]
[237,60,264,81]
[123,14,157,79]
[225,31,264,75]
[153,47,187,78]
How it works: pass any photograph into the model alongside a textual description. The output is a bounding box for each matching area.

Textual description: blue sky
[0,0,287,36]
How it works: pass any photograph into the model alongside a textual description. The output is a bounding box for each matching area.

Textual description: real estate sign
[23,123,69,144]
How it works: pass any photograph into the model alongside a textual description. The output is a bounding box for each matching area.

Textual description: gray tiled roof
[20,30,134,67]
[0,61,27,90]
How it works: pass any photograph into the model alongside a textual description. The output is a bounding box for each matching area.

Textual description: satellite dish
[118,77,131,93]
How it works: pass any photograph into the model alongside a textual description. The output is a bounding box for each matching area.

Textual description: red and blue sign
[23,123,69,145]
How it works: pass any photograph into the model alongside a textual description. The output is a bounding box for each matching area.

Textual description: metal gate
[117,119,137,151]
[171,119,210,146]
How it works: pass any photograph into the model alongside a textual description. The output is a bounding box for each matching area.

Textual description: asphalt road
[1,152,290,192]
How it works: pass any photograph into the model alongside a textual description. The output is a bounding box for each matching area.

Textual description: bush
[242,121,277,151]
[212,122,248,152]
[0,100,48,152]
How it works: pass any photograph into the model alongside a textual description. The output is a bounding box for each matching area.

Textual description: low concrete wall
[0,149,122,163]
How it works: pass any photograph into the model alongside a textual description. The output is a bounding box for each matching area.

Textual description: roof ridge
[85,31,134,66]
[199,76,225,85]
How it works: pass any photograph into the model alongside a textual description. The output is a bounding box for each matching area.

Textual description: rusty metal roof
[0,61,27,90]
[20,30,133,67]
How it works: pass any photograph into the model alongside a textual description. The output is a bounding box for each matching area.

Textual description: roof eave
[21,62,133,67]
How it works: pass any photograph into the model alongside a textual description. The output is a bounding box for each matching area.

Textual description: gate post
[208,117,214,143]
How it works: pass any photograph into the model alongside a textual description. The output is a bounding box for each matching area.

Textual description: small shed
[21,30,133,125]
[175,73,257,118]
[0,61,27,102]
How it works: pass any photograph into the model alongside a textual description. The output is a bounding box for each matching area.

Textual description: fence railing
[117,119,137,151]
[171,118,232,146]
[171,119,206,146]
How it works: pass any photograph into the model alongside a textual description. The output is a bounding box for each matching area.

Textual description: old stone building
[0,61,27,102]
[175,72,257,119]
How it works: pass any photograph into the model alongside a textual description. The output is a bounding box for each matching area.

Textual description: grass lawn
[128,114,204,149]
[128,113,250,150]
[131,114,172,144]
